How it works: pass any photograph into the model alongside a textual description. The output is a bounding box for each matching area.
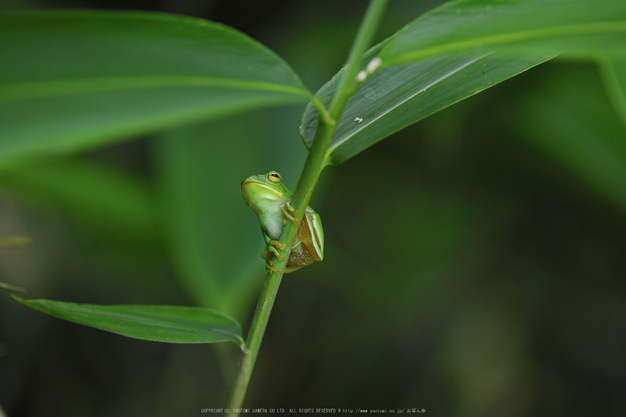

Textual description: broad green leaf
[302,0,626,165]
[505,66,626,212]
[13,296,245,350]
[301,47,550,164]
[0,159,157,245]
[0,11,310,166]
[598,58,626,129]
[155,107,306,318]
[379,0,626,66]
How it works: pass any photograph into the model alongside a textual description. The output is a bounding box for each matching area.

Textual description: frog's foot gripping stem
[282,202,299,226]
[267,240,286,260]
[265,263,282,276]
[262,240,288,275]
[261,247,284,275]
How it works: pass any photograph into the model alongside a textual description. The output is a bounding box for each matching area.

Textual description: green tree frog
[241,171,324,274]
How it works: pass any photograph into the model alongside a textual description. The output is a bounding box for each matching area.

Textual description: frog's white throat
[257,204,285,240]
[242,183,286,240]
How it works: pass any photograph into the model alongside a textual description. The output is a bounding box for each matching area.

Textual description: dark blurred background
[2,0,626,416]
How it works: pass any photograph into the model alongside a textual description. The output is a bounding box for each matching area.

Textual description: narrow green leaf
[13,296,245,350]
[0,236,31,248]
[379,0,626,66]
[301,47,550,164]
[0,11,310,166]
[0,281,26,293]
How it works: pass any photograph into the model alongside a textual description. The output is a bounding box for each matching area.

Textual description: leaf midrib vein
[327,52,493,156]
[0,75,311,102]
[385,21,626,65]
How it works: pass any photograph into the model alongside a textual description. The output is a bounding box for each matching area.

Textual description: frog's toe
[266,242,284,261]
[268,239,287,251]
[265,264,282,275]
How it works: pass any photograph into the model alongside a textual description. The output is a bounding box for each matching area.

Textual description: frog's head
[241,171,291,212]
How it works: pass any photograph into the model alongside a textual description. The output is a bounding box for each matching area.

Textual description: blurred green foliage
[2,0,626,416]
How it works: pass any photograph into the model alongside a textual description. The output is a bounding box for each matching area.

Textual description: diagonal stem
[226,1,389,414]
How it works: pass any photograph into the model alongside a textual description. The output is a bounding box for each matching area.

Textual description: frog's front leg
[282,201,299,225]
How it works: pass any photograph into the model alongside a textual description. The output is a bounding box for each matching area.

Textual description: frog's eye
[268,171,282,183]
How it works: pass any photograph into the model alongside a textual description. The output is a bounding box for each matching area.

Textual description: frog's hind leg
[263,237,286,260]
[261,246,283,275]
[262,239,287,275]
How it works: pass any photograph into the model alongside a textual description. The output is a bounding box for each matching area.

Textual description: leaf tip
[10,294,25,304]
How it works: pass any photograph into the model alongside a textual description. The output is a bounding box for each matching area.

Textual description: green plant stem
[226,1,388,414]
[327,0,389,120]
